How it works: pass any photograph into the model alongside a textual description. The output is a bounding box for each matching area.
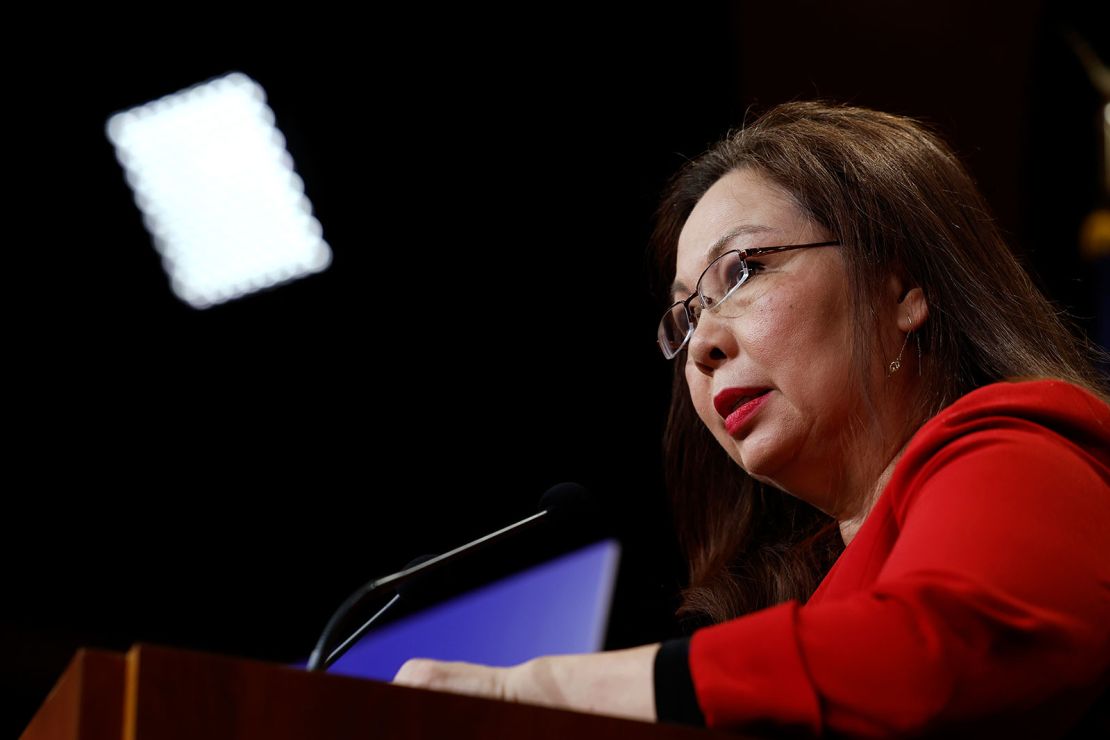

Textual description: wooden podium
[21,644,738,739]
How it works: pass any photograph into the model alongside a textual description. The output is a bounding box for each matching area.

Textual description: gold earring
[888,332,910,376]
[888,314,914,376]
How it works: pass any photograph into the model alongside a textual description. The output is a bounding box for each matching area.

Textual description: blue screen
[325,539,621,682]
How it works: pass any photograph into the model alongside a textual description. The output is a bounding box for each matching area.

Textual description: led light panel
[106,72,332,308]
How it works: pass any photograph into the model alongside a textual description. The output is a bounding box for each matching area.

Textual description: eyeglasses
[657,240,840,359]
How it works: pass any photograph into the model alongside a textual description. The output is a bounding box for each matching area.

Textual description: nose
[686,308,738,376]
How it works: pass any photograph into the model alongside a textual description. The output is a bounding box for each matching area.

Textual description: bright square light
[106,72,332,308]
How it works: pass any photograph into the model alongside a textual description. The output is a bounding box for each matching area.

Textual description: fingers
[392,658,441,687]
[391,649,658,721]
[392,658,507,702]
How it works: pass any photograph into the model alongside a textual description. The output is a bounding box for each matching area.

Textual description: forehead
[674,169,813,290]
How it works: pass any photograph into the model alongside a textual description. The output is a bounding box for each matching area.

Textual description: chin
[734,432,796,485]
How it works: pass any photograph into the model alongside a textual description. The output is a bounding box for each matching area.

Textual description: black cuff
[653,637,706,726]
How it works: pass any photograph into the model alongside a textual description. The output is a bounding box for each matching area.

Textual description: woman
[394,102,1110,736]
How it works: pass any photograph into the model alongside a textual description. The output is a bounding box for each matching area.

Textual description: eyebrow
[670,224,775,297]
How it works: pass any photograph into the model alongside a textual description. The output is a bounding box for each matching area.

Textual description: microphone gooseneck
[305,482,591,672]
[320,553,434,668]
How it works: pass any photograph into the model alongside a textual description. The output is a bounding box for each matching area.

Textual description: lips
[713,387,771,420]
[713,387,772,436]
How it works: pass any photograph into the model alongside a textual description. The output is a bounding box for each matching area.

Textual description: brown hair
[651,101,1108,627]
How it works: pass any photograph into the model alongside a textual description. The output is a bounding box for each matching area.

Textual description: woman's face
[674,168,878,516]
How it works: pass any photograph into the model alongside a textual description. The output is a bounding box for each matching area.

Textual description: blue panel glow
[325,539,620,682]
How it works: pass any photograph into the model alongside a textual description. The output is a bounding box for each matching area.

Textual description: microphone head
[538,481,598,531]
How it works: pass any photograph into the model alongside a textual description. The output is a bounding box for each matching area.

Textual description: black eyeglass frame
[657,239,841,359]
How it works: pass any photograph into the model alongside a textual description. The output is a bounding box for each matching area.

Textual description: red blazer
[673,380,1110,736]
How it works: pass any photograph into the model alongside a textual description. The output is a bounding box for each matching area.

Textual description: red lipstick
[713,387,771,436]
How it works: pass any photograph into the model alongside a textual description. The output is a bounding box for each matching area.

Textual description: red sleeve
[688,412,1110,735]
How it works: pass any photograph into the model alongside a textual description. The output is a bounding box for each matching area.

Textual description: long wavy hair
[651,101,1108,627]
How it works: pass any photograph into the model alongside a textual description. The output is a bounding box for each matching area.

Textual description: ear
[886,274,929,332]
[897,286,929,332]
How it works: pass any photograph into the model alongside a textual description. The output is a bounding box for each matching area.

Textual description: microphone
[317,554,434,671]
[306,482,593,672]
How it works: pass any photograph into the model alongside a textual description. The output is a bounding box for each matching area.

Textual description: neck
[838,443,906,546]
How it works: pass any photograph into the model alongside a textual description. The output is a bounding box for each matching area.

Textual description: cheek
[791,293,854,383]
[736,291,801,364]
[742,284,853,395]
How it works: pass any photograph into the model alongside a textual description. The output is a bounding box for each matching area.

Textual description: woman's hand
[392,643,661,722]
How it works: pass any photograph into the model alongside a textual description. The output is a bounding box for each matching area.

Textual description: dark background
[8,2,1107,735]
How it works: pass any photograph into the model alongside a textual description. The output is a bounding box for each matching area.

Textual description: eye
[725,259,747,286]
[745,260,767,276]
[700,255,741,303]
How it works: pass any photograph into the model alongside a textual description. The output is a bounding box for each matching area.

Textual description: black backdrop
[7,2,1106,735]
